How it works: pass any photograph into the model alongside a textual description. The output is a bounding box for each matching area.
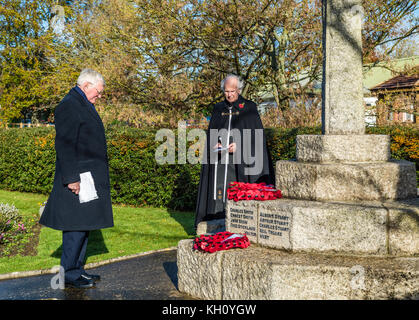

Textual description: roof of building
[255,56,419,101]
[363,55,419,90]
[370,75,419,92]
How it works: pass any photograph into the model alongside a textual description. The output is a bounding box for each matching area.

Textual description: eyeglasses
[93,87,104,96]
[88,83,104,96]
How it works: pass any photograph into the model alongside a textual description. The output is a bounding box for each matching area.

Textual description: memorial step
[296,134,390,163]
[276,159,416,201]
[177,239,419,300]
[225,198,419,256]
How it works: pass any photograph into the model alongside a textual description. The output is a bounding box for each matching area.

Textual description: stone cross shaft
[275,0,417,201]
[322,0,364,135]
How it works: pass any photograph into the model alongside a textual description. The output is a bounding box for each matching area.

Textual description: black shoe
[82,273,101,282]
[65,276,95,289]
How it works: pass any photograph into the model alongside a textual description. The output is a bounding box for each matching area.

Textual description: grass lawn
[0,189,195,275]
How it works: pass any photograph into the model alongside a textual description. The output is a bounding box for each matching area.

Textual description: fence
[2,123,54,129]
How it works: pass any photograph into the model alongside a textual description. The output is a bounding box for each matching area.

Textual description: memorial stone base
[177,198,419,300]
[177,239,419,300]
[176,0,419,300]
[226,198,419,256]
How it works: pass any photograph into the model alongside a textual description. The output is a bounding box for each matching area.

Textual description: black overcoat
[39,88,114,231]
[194,95,275,228]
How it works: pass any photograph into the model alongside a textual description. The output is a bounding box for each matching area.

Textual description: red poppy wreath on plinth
[227,182,282,201]
[193,231,250,253]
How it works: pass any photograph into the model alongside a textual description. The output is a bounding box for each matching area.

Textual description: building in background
[256,55,419,126]
[370,75,418,124]
[363,55,418,125]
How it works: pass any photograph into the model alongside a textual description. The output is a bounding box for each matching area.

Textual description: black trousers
[61,231,90,282]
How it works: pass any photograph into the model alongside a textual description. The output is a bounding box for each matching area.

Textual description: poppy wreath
[193,231,250,253]
[227,182,282,202]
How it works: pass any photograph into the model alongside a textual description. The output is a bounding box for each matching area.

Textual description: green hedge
[0,125,417,211]
[105,127,201,210]
[0,127,56,194]
[0,126,201,211]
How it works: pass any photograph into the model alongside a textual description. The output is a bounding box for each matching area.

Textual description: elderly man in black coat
[40,68,114,289]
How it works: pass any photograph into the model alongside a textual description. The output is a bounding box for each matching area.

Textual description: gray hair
[77,68,105,87]
[220,74,244,92]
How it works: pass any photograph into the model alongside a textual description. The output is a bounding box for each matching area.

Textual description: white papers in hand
[212,146,229,152]
[79,171,99,203]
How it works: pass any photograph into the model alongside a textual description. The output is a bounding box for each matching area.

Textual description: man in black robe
[194,74,275,229]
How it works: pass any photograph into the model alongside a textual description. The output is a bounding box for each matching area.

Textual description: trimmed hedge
[0,125,417,211]
[0,127,56,194]
[105,127,201,210]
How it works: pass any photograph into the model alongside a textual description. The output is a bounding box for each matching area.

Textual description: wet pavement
[0,249,196,300]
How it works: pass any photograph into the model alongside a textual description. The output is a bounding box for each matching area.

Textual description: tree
[0,0,417,126]
[362,0,418,63]
[0,0,79,123]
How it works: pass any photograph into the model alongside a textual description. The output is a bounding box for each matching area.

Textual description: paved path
[0,249,195,300]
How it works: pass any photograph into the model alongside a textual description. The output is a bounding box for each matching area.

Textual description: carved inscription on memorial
[258,210,291,249]
[228,206,257,242]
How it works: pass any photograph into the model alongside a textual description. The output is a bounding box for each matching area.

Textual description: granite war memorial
[177,0,418,299]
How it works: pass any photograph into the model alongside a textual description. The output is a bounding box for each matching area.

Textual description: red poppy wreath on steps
[227,182,282,202]
[193,231,250,253]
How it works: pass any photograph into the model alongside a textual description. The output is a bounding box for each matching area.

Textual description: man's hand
[68,182,80,195]
[213,142,236,153]
[228,143,236,153]
[213,143,223,153]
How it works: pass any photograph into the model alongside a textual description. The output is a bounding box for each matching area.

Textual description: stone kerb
[225,198,419,257]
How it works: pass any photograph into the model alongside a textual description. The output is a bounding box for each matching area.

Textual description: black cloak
[39,87,114,231]
[194,95,275,228]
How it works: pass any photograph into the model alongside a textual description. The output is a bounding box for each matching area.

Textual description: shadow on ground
[0,249,195,300]
[51,229,109,261]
